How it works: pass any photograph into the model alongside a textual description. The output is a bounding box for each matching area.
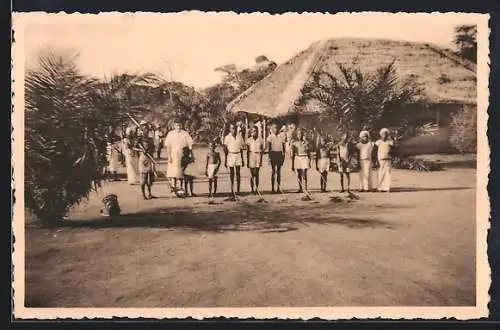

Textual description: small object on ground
[100,194,121,217]
[329,196,343,203]
[347,191,360,200]
[224,195,237,202]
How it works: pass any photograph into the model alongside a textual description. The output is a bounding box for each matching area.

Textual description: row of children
[200,123,397,200]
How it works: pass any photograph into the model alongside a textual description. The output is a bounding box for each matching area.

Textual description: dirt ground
[25,150,476,307]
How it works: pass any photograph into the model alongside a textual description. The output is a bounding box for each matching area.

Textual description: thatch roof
[227,38,477,118]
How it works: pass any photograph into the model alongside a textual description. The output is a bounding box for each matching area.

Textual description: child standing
[134,125,156,200]
[334,133,356,193]
[246,126,264,194]
[356,130,375,192]
[205,141,221,197]
[291,129,311,193]
[374,128,395,192]
[267,124,286,193]
[181,146,196,197]
[223,124,245,197]
[315,135,331,192]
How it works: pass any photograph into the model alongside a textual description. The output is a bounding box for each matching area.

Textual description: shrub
[392,157,444,171]
[449,106,477,153]
[24,51,142,227]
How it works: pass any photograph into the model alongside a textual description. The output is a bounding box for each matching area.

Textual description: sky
[20,12,481,89]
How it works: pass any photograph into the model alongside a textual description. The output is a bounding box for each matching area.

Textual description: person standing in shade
[223,124,245,197]
[123,123,139,185]
[134,124,157,200]
[374,128,395,192]
[267,123,286,193]
[105,125,120,181]
[246,126,264,194]
[356,130,376,192]
[164,119,194,194]
[154,125,165,160]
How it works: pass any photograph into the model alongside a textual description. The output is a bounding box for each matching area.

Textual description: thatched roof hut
[227,38,476,115]
[227,38,476,154]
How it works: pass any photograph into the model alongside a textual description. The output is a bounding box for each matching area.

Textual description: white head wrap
[379,128,390,136]
[359,130,370,139]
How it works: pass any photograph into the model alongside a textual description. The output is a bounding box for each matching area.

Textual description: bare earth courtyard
[25,152,476,307]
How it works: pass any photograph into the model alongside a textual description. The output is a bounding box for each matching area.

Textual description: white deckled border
[11,11,491,320]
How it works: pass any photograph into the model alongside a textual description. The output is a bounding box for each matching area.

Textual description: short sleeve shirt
[224,134,245,153]
[375,139,394,160]
[247,137,263,153]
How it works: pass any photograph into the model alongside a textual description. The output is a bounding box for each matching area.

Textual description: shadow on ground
[60,202,397,233]
[389,186,473,193]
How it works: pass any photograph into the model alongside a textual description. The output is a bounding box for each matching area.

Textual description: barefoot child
[247,126,264,194]
[356,130,375,192]
[315,135,331,192]
[291,128,311,193]
[205,140,221,197]
[134,125,156,200]
[224,124,245,197]
[267,124,286,193]
[181,146,196,197]
[374,128,395,192]
[334,133,355,193]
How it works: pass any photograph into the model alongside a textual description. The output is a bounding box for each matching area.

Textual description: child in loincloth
[315,135,332,193]
[334,133,356,193]
[291,128,311,193]
[205,140,221,197]
[181,146,196,197]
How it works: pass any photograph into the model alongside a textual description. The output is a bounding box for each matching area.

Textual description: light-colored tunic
[247,137,263,168]
[375,139,394,191]
[164,130,194,179]
[357,141,375,191]
[106,142,119,172]
[122,138,139,184]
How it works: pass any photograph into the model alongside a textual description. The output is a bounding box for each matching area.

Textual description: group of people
[105,118,397,200]
[216,122,396,200]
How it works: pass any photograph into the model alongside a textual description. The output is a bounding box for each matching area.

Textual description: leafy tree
[453,25,477,63]
[214,55,277,92]
[296,61,423,138]
[25,50,156,227]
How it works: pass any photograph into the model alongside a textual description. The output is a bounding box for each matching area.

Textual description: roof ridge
[423,43,477,74]
[226,45,319,113]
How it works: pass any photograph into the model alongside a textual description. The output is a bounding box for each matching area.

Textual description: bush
[24,52,123,227]
[449,106,477,153]
[392,157,444,171]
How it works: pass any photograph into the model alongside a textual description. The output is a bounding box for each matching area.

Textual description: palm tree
[25,50,159,227]
[298,61,423,137]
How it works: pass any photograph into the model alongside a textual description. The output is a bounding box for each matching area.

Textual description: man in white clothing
[374,128,395,192]
[164,119,194,193]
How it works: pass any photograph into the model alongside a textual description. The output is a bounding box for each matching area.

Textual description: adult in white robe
[123,126,140,185]
[164,121,194,191]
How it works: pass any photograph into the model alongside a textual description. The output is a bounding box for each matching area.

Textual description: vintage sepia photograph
[12,12,490,319]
